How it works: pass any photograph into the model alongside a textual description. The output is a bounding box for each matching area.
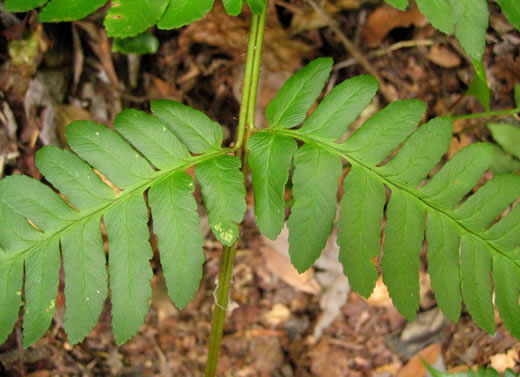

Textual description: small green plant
[1,0,520,375]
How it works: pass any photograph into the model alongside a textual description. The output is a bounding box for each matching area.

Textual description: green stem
[205,5,268,377]
[204,245,237,377]
[450,107,520,120]
[235,5,267,155]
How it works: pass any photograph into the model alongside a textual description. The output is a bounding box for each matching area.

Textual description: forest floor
[0,1,519,376]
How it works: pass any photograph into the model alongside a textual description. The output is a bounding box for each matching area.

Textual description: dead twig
[334,39,434,70]
[305,0,397,103]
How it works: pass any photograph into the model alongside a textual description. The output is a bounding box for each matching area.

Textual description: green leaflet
[486,203,520,253]
[299,75,378,140]
[415,0,454,34]
[105,194,153,345]
[467,60,490,112]
[196,155,246,246]
[152,100,223,154]
[104,0,169,38]
[158,0,214,29]
[248,133,298,240]
[426,210,461,322]
[377,117,452,188]
[453,175,520,232]
[420,143,494,209]
[149,173,205,309]
[494,254,520,339]
[384,0,408,11]
[267,58,333,129]
[114,109,189,169]
[23,239,60,348]
[488,123,520,160]
[66,121,155,189]
[287,143,342,272]
[0,202,44,251]
[39,0,108,22]
[490,146,520,174]
[61,216,108,345]
[337,166,385,298]
[0,254,23,345]
[223,0,243,16]
[3,0,47,12]
[342,100,426,165]
[381,190,425,321]
[452,0,489,61]
[497,0,520,32]
[35,146,116,211]
[0,202,41,344]
[460,235,495,334]
[0,175,78,233]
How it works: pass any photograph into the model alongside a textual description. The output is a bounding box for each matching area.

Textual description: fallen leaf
[400,308,449,344]
[291,0,360,34]
[427,45,461,68]
[261,226,321,295]
[447,119,473,159]
[56,103,91,145]
[180,3,311,72]
[366,277,393,307]
[397,343,442,377]
[490,349,518,374]
[362,4,427,48]
[313,228,351,340]
[260,245,321,295]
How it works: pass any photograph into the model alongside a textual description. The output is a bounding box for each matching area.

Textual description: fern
[249,58,520,338]
[1,58,520,349]
[0,102,246,347]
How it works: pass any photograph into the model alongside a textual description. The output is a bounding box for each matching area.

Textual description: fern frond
[0,102,245,346]
[250,58,520,339]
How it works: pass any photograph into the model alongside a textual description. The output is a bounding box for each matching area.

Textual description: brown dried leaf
[447,119,473,158]
[260,246,321,295]
[179,3,311,72]
[56,104,91,145]
[261,227,321,295]
[291,0,360,34]
[397,342,442,377]
[489,349,518,374]
[366,277,393,307]
[427,45,461,68]
[362,4,427,48]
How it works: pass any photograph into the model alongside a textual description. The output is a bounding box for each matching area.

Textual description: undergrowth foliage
[1,56,519,348]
